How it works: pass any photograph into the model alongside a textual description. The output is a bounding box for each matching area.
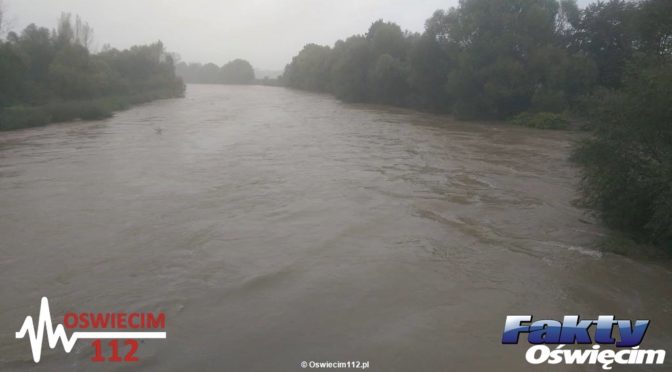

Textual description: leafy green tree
[15,25,54,84]
[0,42,26,106]
[574,0,637,87]
[48,43,95,99]
[407,32,453,111]
[557,0,581,35]
[367,54,409,105]
[635,0,672,57]
[220,59,254,84]
[441,0,562,118]
[573,60,672,247]
[528,45,598,112]
[366,20,407,59]
[283,44,332,91]
[330,36,370,102]
[284,20,414,104]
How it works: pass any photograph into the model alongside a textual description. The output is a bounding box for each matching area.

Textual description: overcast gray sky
[4,0,593,71]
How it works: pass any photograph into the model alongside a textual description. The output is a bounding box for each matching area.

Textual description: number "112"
[91,339,139,362]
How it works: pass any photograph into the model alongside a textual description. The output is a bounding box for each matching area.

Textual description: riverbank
[0,90,183,131]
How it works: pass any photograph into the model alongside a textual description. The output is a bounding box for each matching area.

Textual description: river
[0,84,670,371]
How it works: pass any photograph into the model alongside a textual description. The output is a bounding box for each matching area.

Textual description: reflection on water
[0,85,670,371]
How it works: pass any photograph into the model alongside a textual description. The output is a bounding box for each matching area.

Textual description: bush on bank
[572,62,672,250]
[509,112,570,130]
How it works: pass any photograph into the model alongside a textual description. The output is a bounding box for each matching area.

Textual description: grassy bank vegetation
[0,13,184,130]
[0,90,179,131]
[509,112,570,130]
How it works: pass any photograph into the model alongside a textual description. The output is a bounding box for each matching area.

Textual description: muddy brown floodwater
[0,85,670,371]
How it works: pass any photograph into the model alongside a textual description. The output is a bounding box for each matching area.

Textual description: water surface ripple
[0,85,670,371]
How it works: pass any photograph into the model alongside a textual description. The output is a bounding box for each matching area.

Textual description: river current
[0,85,670,371]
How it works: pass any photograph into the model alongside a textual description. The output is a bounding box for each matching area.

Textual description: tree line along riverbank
[0,1,669,251]
[0,13,185,130]
[279,0,672,251]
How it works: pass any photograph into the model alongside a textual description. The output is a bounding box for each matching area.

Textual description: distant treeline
[282,0,667,119]
[175,60,255,84]
[283,0,672,250]
[0,13,185,130]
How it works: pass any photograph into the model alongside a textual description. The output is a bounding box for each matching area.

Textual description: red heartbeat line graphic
[16,297,166,363]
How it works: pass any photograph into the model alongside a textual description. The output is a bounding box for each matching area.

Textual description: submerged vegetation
[509,112,570,130]
[0,13,184,130]
[282,0,672,249]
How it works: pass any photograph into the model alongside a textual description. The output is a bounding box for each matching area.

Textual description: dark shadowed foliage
[573,59,672,249]
[282,44,332,92]
[282,1,597,119]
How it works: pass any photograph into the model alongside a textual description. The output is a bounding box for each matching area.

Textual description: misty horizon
[3,0,593,71]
